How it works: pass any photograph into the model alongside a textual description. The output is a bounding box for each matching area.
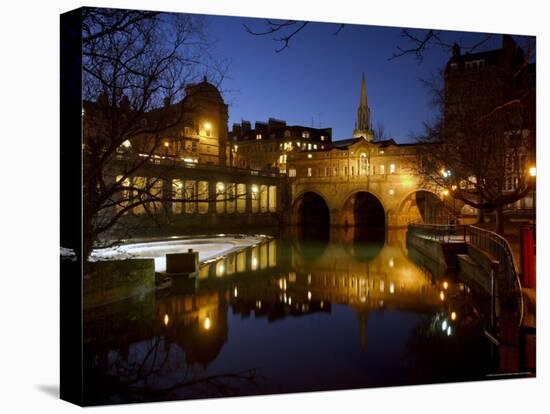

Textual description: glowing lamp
[529,166,536,177]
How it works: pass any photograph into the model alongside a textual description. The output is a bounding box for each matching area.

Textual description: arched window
[360,153,368,176]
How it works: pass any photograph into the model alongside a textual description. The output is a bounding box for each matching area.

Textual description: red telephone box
[520,225,536,288]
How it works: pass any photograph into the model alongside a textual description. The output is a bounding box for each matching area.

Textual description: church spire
[353,72,374,141]
[360,72,368,107]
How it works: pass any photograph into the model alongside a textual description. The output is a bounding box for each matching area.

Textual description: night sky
[205,14,528,143]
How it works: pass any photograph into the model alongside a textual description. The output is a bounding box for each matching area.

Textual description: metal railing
[408,223,524,326]
[466,225,524,326]
[408,223,466,243]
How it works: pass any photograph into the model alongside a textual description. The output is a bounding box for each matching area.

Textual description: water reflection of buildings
[86,230,457,380]
[157,290,229,367]
[155,229,446,360]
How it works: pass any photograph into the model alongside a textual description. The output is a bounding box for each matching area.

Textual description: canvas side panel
[60,7,83,406]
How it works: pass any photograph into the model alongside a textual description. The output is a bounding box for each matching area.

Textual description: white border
[0,0,546,412]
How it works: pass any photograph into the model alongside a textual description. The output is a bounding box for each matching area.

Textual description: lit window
[288,168,296,177]
[198,181,209,214]
[313,144,318,149]
[216,182,226,214]
[251,184,259,213]
[256,134,262,140]
[307,167,312,177]
[269,186,277,212]
[302,131,310,139]
[237,183,246,213]
[389,163,396,174]
[203,122,212,137]
[360,153,368,176]
[260,185,268,213]
[380,165,386,174]
[320,135,325,141]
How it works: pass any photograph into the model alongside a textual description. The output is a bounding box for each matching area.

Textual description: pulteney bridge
[286,136,466,228]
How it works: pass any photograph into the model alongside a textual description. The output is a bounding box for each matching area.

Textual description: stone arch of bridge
[339,190,387,229]
[392,188,449,226]
[290,190,331,227]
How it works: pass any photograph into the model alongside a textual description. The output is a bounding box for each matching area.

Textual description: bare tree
[413,40,536,234]
[243,19,344,52]
[390,29,494,62]
[374,121,387,141]
[81,8,227,262]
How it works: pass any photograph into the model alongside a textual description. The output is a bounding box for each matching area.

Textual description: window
[360,153,368,176]
[183,180,196,213]
[256,134,262,140]
[380,165,385,175]
[269,186,277,212]
[226,183,236,213]
[320,135,325,141]
[288,168,296,177]
[389,163,396,174]
[351,166,355,176]
[334,167,338,176]
[132,176,147,215]
[325,167,330,177]
[198,181,209,214]
[307,167,312,177]
[171,180,183,213]
[116,175,131,213]
[268,240,277,267]
[216,182,225,213]
[251,184,259,213]
[302,131,310,139]
[237,183,246,213]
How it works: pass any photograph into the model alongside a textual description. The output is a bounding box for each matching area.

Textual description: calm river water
[83,228,501,405]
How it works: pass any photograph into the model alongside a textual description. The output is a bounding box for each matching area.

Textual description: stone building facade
[229,118,332,173]
[444,35,536,215]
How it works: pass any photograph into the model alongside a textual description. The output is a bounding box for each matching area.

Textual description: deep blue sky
[204,15,528,143]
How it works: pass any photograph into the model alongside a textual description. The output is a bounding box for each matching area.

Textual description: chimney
[452,43,460,58]
[502,34,516,51]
